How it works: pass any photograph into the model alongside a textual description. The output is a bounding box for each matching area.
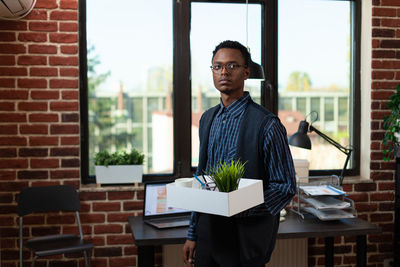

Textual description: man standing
[183,40,296,267]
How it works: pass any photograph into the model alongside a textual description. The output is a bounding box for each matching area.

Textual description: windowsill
[79,183,144,192]
[341,175,372,184]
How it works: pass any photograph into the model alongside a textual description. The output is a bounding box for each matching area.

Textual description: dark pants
[195,213,279,267]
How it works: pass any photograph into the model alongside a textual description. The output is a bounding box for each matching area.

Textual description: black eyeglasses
[210,63,246,73]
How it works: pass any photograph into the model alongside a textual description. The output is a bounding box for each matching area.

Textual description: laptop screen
[144,182,189,218]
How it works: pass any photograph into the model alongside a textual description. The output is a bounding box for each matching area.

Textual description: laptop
[143,181,191,229]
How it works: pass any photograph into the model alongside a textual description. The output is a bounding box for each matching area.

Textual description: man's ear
[244,67,250,80]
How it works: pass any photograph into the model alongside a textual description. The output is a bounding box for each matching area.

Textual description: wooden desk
[128,212,380,267]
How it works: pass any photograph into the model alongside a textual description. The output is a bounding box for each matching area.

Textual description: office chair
[18,185,93,267]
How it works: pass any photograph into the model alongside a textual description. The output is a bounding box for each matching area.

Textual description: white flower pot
[95,165,143,184]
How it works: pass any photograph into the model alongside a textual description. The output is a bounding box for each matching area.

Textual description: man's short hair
[212,40,251,67]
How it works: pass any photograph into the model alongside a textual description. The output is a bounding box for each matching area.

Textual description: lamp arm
[309,125,351,155]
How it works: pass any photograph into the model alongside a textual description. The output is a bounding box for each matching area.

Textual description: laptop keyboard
[150,216,189,224]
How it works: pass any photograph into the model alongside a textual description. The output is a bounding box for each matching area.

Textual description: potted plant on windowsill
[94,149,145,184]
[383,83,400,161]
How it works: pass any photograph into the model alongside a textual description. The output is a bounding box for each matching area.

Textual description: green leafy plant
[382,83,400,161]
[94,149,145,166]
[207,160,246,193]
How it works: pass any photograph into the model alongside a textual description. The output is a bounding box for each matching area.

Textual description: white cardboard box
[166,178,263,217]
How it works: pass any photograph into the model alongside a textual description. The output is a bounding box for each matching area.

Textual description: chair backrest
[17,185,80,217]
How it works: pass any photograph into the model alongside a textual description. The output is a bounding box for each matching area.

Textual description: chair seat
[26,234,93,257]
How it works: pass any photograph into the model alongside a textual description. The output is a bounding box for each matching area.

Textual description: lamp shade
[288,120,312,150]
[248,60,265,80]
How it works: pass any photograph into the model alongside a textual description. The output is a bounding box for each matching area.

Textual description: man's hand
[183,239,196,266]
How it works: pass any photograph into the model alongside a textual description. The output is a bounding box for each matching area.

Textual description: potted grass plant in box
[208,159,246,192]
[94,149,145,184]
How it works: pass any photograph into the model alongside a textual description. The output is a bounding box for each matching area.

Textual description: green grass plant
[208,160,246,192]
[94,149,145,166]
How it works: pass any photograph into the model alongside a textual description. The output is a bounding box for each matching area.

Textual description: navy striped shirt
[187,92,296,241]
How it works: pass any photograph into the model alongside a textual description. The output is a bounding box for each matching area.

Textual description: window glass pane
[190,2,262,166]
[278,0,351,171]
[87,0,173,175]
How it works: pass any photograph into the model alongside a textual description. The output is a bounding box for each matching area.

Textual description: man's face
[211,48,250,96]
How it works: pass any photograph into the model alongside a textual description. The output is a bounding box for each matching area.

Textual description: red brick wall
[0,0,397,266]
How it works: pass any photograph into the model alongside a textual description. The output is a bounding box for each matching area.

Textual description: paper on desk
[300,185,346,196]
[301,195,350,210]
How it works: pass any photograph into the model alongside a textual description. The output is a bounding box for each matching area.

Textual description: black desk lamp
[288,112,352,186]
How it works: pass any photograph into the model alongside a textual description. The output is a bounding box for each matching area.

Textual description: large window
[80,0,360,183]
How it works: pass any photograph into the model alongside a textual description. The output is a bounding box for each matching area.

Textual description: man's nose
[220,66,229,75]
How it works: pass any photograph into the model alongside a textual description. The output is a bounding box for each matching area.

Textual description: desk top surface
[129,212,381,246]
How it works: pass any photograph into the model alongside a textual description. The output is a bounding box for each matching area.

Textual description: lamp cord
[246,0,249,48]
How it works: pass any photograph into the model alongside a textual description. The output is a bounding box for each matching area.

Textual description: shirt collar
[216,91,251,118]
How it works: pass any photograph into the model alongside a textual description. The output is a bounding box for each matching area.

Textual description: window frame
[79,0,361,184]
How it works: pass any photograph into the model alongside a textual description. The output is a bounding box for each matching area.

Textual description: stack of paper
[301,196,350,210]
[303,206,356,221]
[300,185,346,196]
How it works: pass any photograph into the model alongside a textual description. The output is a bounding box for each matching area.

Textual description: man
[183,40,296,267]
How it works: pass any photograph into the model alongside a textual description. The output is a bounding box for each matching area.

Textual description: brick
[29,21,58,32]
[50,147,79,156]
[0,44,25,54]
[109,257,136,267]
[0,67,27,76]
[94,224,123,234]
[47,214,75,224]
[136,190,144,200]
[381,18,400,27]
[0,124,18,135]
[371,91,395,100]
[370,192,394,201]
[0,170,16,180]
[372,28,395,37]
[50,33,78,43]
[372,39,380,48]
[0,102,14,112]
[381,0,400,6]
[18,102,48,111]
[50,102,79,111]
[108,191,135,200]
[0,113,26,122]
[61,136,79,145]
[25,10,48,20]
[50,79,78,88]
[61,113,79,122]
[381,40,400,48]
[28,44,58,54]
[50,170,79,179]
[80,213,106,223]
[0,137,27,146]
[50,11,78,21]
[371,213,393,222]
[0,32,16,41]
[29,113,58,122]
[124,246,137,255]
[372,18,381,26]
[348,193,368,202]
[19,148,48,157]
[31,159,59,168]
[80,191,106,201]
[62,90,78,100]
[0,20,27,30]
[17,78,47,89]
[107,212,132,222]
[29,136,59,146]
[61,45,78,54]
[0,159,27,169]
[372,60,400,69]
[372,50,396,59]
[60,0,78,9]
[355,203,378,212]
[93,202,121,212]
[18,170,48,180]
[0,148,16,157]
[32,226,60,237]
[84,236,105,246]
[18,33,47,42]
[61,158,80,167]
[379,202,395,211]
[123,201,143,211]
[371,81,398,89]
[31,90,59,99]
[0,78,15,88]
[370,172,394,180]
[50,125,79,135]
[31,181,59,187]
[30,67,58,77]
[60,68,78,77]
[378,181,395,190]
[0,56,16,65]
[60,22,78,32]
[18,56,47,66]
[20,124,48,134]
[35,0,57,8]
[354,183,377,192]
[49,56,78,66]
[373,7,397,16]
